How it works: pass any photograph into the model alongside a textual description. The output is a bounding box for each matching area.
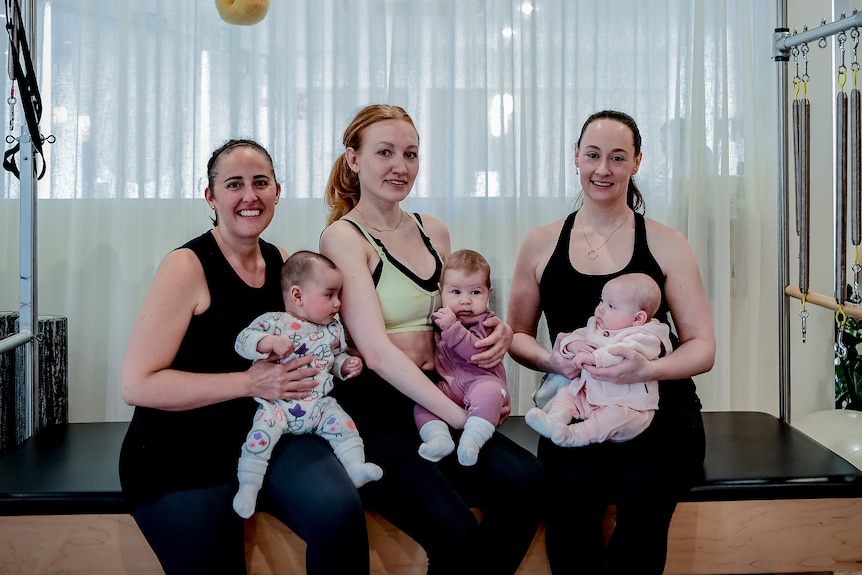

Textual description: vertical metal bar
[800,98,811,296]
[837,91,848,307]
[850,89,861,247]
[794,98,802,236]
[19,131,37,440]
[19,0,39,440]
[776,0,791,423]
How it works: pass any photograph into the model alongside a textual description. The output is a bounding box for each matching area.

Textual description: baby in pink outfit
[526,273,671,447]
[414,249,510,466]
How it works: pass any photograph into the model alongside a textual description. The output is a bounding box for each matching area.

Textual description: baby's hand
[561,339,596,358]
[341,356,363,379]
[432,307,458,330]
[573,350,595,370]
[270,336,295,360]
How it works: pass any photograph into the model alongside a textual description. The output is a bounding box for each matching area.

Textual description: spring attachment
[836,308,849,360]
[852,260,862,304]
[793,40,812,310]
[792,45,802,98]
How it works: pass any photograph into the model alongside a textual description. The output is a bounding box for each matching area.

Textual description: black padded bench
[1,412,862,515]
[0,421,128,515]
[500,410,862,502]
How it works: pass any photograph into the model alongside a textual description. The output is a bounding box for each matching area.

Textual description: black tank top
[539,211,700,412]
[119,231,285,511]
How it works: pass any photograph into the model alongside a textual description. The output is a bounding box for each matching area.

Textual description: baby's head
[281,251,343,325]
[439,249,492,320]
[594,273,661,331]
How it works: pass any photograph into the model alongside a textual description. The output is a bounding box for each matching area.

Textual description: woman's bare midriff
[389,331,436,371]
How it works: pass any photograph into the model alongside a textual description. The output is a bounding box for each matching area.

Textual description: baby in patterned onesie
[232,250,382,519]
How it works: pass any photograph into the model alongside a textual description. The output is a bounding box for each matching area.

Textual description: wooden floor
[2,499,862,574]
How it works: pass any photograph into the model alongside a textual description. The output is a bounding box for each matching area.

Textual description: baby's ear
[215,0,270,26]
[288,285,303,305]
[632,310,648,326]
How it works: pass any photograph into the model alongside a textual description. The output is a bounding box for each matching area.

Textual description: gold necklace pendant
[579,214,628,259]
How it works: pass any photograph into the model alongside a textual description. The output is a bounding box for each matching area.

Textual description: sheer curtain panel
[0,0,777,423]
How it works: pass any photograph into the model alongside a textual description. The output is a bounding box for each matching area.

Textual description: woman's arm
[507,221,579,379]
[120,249,317,411]
[320,220,468,429]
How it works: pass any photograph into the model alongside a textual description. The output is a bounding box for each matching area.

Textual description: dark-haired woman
[119,140,370,575]
[508,111,716,574]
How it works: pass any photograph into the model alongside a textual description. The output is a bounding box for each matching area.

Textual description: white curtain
[0,0,779,423]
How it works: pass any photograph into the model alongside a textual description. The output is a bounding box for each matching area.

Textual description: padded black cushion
[499,410,862,501]
[2,412,862,515]
[689,411,862,501]
[0,421,128,515]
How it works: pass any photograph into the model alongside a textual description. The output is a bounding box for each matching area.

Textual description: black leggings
[332,367,544,574]
[359,427,544,575]
[132,433,368,575]
[539,407,705,575]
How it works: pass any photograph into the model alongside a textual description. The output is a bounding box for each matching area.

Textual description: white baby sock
[552,421,590,448]
[333,436,383,488]
[418,420,455,462]
[457,416,495,466]
[525,407,557,438]
[233,456,269,519]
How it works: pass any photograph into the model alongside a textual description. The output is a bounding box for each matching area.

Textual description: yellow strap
[837,306,848,329]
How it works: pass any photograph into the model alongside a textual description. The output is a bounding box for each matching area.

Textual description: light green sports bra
[343,213,443,334]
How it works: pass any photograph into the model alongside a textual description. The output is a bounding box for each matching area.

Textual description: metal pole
[19,0,39,440]
[775,11,862,56]
[776,0,791,423]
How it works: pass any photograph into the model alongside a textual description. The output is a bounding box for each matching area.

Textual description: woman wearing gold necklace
[321,104,543,574]
[508,110,716,574]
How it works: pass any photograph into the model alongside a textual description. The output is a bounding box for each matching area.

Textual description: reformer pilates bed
[3,3,862,575]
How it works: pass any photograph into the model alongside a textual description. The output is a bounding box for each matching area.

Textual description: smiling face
[204,144,280,240]
[574,118,642,203]
[440,268,492,320]
[345,118,419,204]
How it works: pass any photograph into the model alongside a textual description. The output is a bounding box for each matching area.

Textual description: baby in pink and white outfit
[526,273,672,447]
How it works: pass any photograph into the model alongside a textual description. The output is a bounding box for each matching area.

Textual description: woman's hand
[246,354,320,401]
[581,345,652,385]
[470,315,513,368]
[548,332,581,379]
